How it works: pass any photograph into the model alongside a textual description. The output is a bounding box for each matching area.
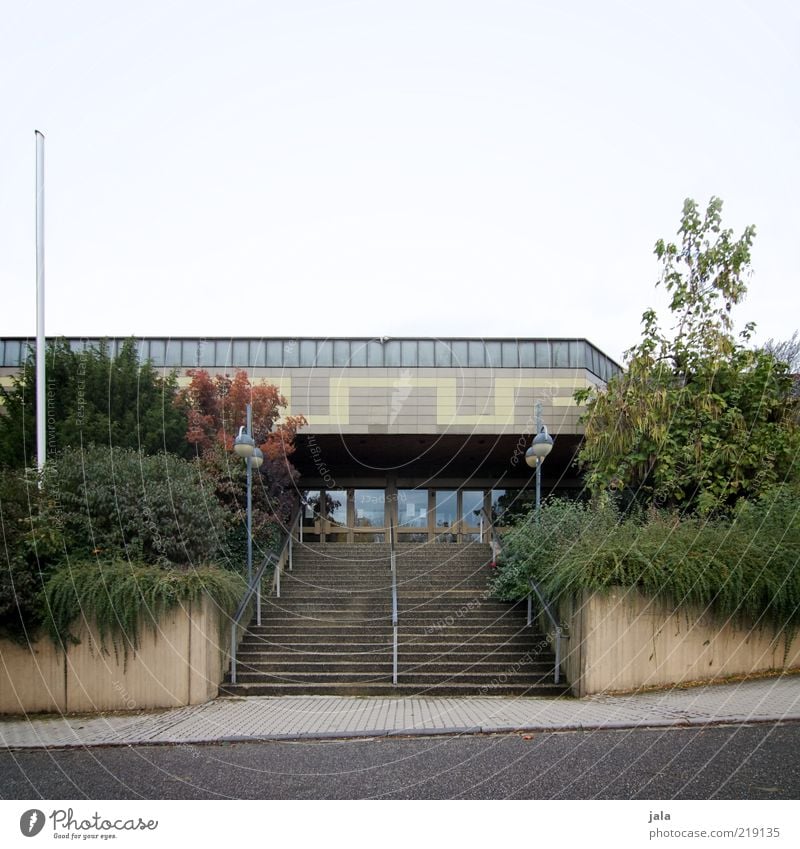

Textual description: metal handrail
[229,503,302,686]
[527,579,563,685]
[389,516,398,685]
[481,506,563,685]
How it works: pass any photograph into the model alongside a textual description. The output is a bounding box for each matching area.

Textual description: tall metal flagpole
[35,130,46,476]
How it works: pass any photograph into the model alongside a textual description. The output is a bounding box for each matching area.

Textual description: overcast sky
[1,0,798,364]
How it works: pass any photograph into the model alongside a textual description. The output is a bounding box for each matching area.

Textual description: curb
[3,714,799,751]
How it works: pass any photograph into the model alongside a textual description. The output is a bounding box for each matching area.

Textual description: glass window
[384,340,401,367]
[535,341,551,368]
[283,340,299,366]
[149,339,165,367]
[182,340,198,366]
[354,489,385,528]
[485,341,501,367]
[461,490,484,527]
[165,340,182,367]
[398,489,428,527]
[451,341,468,367]
[231,340,247,366]
[198,340,215,367]
[491,489,508,524]
[519,342,535,367]
[303,490,321,521]
[501,341,518,368]
[300,340,316,367]
[333,340,350,367]
[323,490,347,525]
[261,340,277,367]
[349,341,367,366]
[367,340,383,366]
[401,340,417,367]
[3,340,19,367]
[418,340,434,367]
[435,340,451,367]
[468,341,485,367]
[552,341,569,368]
[251,340,265,367]
[315,339,332,367]
[572,341,584,368]
[220,340,236,368]
[435,490,457,528]
[69,339,86,354]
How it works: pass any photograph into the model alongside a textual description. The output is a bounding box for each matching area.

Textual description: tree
[575,197,800,513]
[0,339,189,467]
[179,370,307,559]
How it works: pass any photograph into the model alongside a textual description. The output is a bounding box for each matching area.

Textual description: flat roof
[0,336,622,382]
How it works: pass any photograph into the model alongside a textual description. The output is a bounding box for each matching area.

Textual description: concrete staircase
[220,542,568,697]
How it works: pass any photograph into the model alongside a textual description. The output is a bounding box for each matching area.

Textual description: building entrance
[301,487,508,543]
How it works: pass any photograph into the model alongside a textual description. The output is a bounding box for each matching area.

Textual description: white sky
[1,0,798,364]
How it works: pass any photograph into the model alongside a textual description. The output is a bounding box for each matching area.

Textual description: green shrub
[48,446,229,567]
[44,560,245,651]
[0,468,66,641]
[491,488,800,638]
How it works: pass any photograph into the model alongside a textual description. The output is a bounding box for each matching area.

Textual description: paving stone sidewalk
[1,676,798,749]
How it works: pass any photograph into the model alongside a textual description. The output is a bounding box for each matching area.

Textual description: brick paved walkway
[1,676,798,749]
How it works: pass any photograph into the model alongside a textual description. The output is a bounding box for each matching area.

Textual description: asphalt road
[2,723,799,800]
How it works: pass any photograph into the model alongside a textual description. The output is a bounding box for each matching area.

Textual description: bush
[491,488,800,638]
[44,560,244,651]
[0,468,65,641]
[48,446,229,567]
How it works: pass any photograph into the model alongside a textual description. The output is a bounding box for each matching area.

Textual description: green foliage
[491,490,800,639]
[44,561,244,651]
[0,338,189,468]
[575,198,800,513]
[0,468,65,640]
[48,446,229,567]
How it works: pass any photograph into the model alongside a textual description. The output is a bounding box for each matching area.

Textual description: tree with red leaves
[179,370,307,568]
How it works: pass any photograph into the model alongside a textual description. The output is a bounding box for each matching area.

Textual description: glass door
[435,490,457,542]
[353,489,386,542]
[397,489,429,542]
[460,490,484,541]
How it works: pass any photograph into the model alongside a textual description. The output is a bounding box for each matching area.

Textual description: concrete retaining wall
[558,588,800,698]
[0,597,231,715]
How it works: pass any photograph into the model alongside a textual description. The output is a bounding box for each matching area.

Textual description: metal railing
[229,503,302,686]
[527,580,563,685]
[481,507,563,685]
[389,516,398,686]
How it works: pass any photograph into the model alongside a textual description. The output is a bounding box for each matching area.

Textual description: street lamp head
[233,425,255,458]
[251,446,264,469]
[525,425,554,467]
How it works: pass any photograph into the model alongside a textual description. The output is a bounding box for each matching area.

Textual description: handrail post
[230,622,237,685]
[554,626,562,685]
[527,593,532,627]
[390,517,398,685]
[256,575,262,626]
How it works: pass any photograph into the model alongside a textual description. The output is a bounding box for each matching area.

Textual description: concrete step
[220,681,569,697]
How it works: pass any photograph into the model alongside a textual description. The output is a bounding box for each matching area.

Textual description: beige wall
[182,367,600,436]
[0,596,230,715]
[559,589,800,698]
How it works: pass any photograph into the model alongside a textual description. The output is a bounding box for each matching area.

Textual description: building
[0,336,621,540]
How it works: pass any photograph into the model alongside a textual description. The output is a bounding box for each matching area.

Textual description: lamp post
[524,402,554,525]
[233,403,264,584]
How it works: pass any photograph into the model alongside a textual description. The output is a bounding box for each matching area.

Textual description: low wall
[0,596,232,714]
[558,588,800,698]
